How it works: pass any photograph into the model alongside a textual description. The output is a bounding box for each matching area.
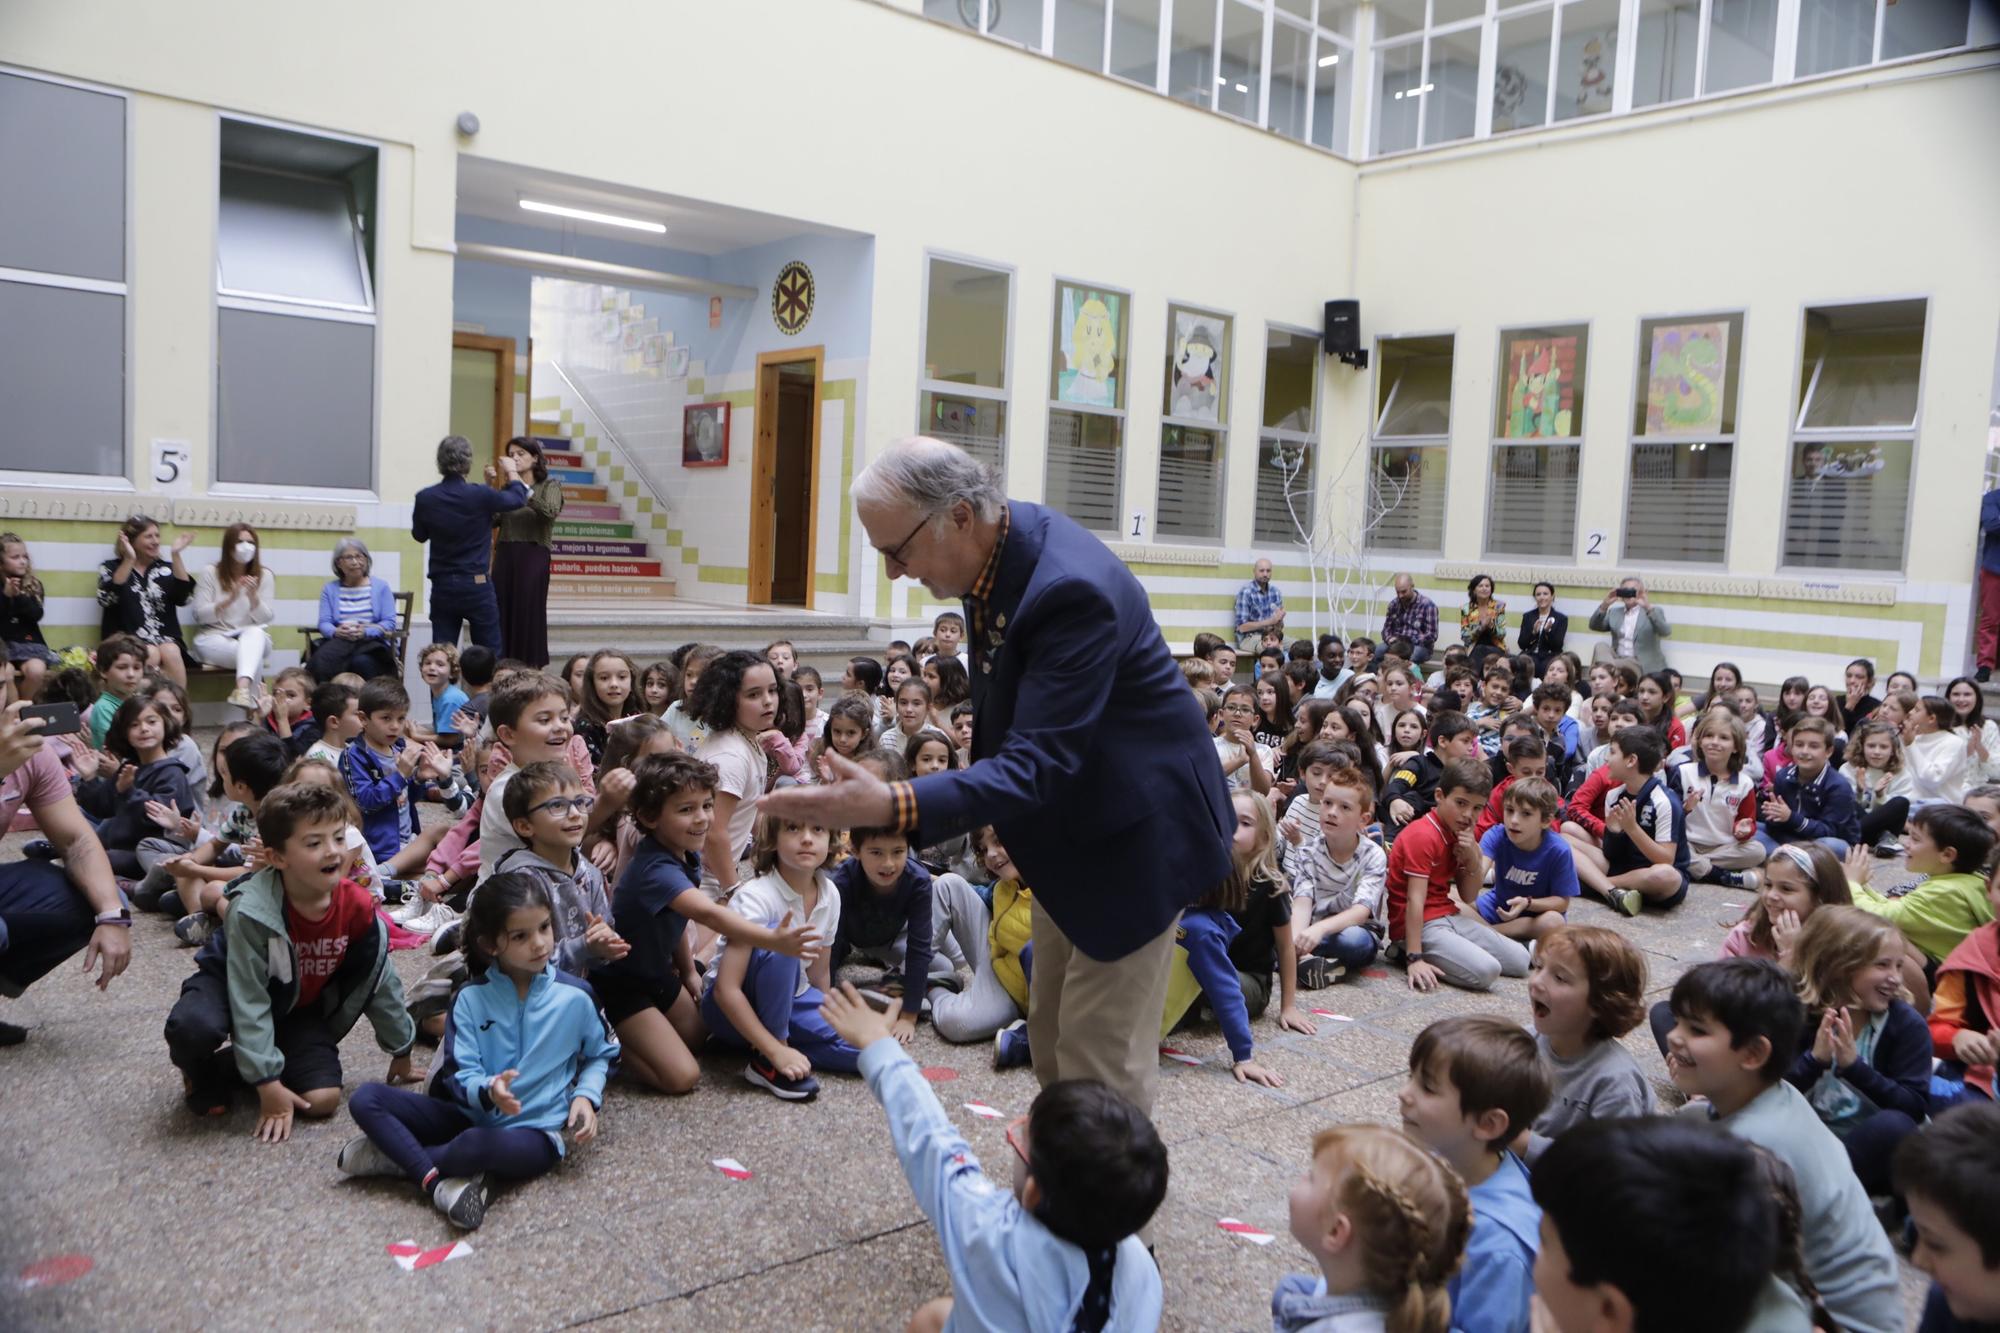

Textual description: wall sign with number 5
[151,439,193,496]
[1582,529,1608,560]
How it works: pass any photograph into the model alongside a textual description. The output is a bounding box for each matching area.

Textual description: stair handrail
[540,359,678,530]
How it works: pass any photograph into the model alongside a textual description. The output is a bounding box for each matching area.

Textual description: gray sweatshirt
[494,845,612,978]
[1524,1033,1655,1162]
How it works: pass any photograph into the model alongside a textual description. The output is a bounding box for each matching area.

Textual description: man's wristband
[94,909,132,928]
[1406,952,1426,965]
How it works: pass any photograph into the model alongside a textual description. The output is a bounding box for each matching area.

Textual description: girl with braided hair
[1276,1122,1471,1332]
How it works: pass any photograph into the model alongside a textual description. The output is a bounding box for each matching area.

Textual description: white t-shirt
[479,767,525,881]
[706,869,840,998]
[699,728,767,861]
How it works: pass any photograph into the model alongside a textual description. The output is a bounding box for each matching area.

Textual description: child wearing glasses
[1216,683,1274,795]
[493,761,627,977]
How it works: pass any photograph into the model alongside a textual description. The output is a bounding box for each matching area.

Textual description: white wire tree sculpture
[1269,428,1411,644]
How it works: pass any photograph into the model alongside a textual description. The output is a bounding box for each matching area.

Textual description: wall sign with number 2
[1582,529,1608,560]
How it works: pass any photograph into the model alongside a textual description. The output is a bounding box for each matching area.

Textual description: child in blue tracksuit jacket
[338,872,618,1231]
[821,982,1166,1333]
[1175,863,1287,1087]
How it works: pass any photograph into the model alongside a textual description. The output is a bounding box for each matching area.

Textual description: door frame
[751,345,824,608]
[452,331,517,464]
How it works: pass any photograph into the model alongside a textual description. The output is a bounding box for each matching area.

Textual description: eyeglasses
[529,794,596,817]
[1005,1114,1030,1165]
[876,512,936,572]
[1221,704,1256,716]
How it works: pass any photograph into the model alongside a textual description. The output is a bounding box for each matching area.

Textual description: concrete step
[553,519,636,540]
[548,466,595,485]
[563,483,610,504]
[551,556,660,579]
[564,503,625,521]
[553,538,650,558]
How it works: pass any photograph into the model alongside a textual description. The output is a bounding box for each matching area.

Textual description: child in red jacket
[1929,862,2000,1111]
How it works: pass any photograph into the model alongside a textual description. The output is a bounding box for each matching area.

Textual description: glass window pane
[1374,0,1427,39]
[217,167,369,307]
[1270,21,1314,141]
[1634,314,1743,436]
[1488,443,1581,556]
[1433,0,1486,23]
[1882,0,1970,60]
[1217,2,1264,121]
[1376,335,1455,436]
[1158,424,1225,538]
[0,73,125,283]
[1054,0,1109,69]
[1168,0,1219,106]
[1262,328,1318,431]
[1165,305,1232,422]
[1796,0,1876,76]
[1627,441,1733,562]
[1276,0,1312,20]
[1799,301,1926,430]
[1783,440,1910,571]
[0,280,124,476]
[1256,437,1313,544]
[924,258,1011,391]
[1494,325,1589,438]
[1111,0,1163,84]
[1046,410,1123,530]
[1050,283,1129,410]
[1493,8,1554,132]
[1423,26,1482,146]
[1318,1,1359,38]
[216,309,373,489]
[1368,445,1449,550]
[1553,0,1620,121]
[1704,0,1779,93]
[986,0,1045,47]
[921,391,1008,477]
[923,0,977,28]
[1311,36,1352,153]
[1374,40,1424,153]
[1633,0,1701,107]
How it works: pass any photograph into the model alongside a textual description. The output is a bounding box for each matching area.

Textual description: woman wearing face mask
[189,522,276,711]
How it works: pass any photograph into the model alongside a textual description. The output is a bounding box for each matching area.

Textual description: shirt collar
[967,504,1010,605]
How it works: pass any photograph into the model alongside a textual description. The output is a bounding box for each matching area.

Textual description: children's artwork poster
[1056,286,1121,408]
[682,401,730,468]
[1502,335,1578,438]
[621,317,655,354]
[1169,311,1224,423]
[663,344,690,378]
[1794,441,1887,482]
[641,332,667,366]
[593,312,620,343]
[1573,28,1614,116]
[1644,321,1729,435]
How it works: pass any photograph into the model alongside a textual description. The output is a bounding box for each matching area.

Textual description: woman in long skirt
[493,435,564,667]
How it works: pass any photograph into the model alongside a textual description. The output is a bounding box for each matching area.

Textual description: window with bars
[920,254,1014,480]
[1622,312,1743,564]
[1255,326,1320,545]
[1159,303,1232,539]
[1368,335,1453,551]
[1781,299,1925,573]
[1045,280,1130,531]
[1487,323,1587,558]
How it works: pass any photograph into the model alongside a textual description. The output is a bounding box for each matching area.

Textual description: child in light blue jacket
[337,872,618,1231]
[820,983,1165,1333]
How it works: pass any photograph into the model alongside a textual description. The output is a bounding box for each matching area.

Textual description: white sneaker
[402,902,457,937]
[336,1134,402,1179]
[388,895,430,924]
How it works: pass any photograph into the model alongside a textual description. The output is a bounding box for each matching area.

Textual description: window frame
[1776,293,1930,577]
[1482,316,1591,561]
[1254,319,1324,547]
[1044,273,1134,532]
[916,248,1019,482]
[0,64,135,491]
[1157,296,1237,545]
[1618,308,1748,568]
[1366,329,1457,555]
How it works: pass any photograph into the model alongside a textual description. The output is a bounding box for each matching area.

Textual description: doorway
[449,332,517,465]
[752,346,822,607]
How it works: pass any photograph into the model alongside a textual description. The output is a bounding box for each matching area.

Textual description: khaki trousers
[1026,902,1179,1119]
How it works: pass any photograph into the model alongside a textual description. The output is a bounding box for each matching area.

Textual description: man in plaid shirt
[1379,573,1439,664]
[1233,557,1285,649]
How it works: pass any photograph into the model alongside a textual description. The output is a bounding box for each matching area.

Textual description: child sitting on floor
[306,680,363,767]
[341,678,462,864]
[1676,708,1767,889]
[1662,958,1904,1333]
[1380,711,1480,837]
[926,827,1032,1060]
[829,824,957,1045]
[1274,1123,1469,1333]
[1289,766,1387,987]
[819,983,1166,1333]
[495,760,628,979]
[87,633,147,749]
[1893,1102,2000,1332]
[1852,803,1996,977]
[1474,734,1546,840]
[1578,726,1690,918]
[76,694,197,879]
[338,871,617,1232]
[259,665,320,759]
[1477,776,1577,946]
[1521,924,1653,1162]
[1928,857,2000,1111]
[1386,759,1528,993]
[1222,790,1314,1035]
[1399,1014,1549,1333]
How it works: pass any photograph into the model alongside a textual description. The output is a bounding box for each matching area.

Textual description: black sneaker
[1297,955,1346,990]
[0,1019,28,1047]
[744,1058,819,1101]
[432,1173,488,1230]
[1978,667,1993,684]
[21,839,56,861]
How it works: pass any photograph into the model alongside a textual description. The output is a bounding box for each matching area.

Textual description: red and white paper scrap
[386,1239,473,1271]
[1309,1009,1353,1022]
[1159,1046,1203,1066]
[962,1101,1006,1120]
[711,1157,754,1181]
[1217,1218,1277,1246]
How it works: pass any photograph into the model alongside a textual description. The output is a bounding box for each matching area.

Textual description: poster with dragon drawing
[1645,321,1728,435]
[1502,335,1577,438]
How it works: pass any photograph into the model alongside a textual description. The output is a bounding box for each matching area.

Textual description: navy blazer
[908,502,1233,962]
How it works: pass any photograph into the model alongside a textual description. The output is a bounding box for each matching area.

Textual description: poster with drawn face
[1169,310,1224,423]
[1057,286,1121,408]
[1645,321,1729,435]
[1502,335,1578,438]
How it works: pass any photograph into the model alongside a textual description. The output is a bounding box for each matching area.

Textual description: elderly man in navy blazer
[765,436,1233,1130]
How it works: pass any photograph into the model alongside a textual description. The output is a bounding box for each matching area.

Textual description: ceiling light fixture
[1393,82,1435,99]
[1318,53,1339,67]
[519,199,667,233]
[1234,81,1249,92]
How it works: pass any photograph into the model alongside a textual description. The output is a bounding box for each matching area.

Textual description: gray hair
[436,435,474,478]
[851,436,1006,525]
[331,537,373,577]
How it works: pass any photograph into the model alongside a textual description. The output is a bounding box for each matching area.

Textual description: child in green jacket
[1852,804,1996,969]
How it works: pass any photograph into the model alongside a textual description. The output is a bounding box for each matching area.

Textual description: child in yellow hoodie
[925,825,1034,1065]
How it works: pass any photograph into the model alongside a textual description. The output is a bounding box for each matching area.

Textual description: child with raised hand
[1894,1103,2000,1332]
[163,782,417,1133]
[495,760,626,978]
[88,633,148,748]
[76,694,198,878]
[258,665,320,758]
[339,872,617,1232]
[1929,859,2000,1111]
[1782,905,1931,1195]
[1387,759,1528,993]
[1852,802,1996,974]
[1529,1118,1788,1333]
[1521,925,1652,1162]
[1677,708,1767,888]
[575,648,639,769]
[702,810,856,1100]
[1399,1015,1549,1333]
[1662,958,1905,1333]
[1274,1123,1469,1333]
[819,983,1165,1333]
[1290,766,1388,986]
[1476,777,1577,946]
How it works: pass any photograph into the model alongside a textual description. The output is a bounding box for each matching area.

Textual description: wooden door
[751,346,823,607]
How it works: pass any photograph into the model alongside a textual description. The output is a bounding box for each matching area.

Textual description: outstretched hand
[820,982,893,1050]
[758,751,896,829]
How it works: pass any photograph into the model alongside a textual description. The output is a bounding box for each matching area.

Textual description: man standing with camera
[1589,577,1671,674]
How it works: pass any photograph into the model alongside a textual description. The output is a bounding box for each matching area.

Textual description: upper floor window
[1045,279,1130,531]
[919,254,1014,479]
[1368,333,1454,551]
